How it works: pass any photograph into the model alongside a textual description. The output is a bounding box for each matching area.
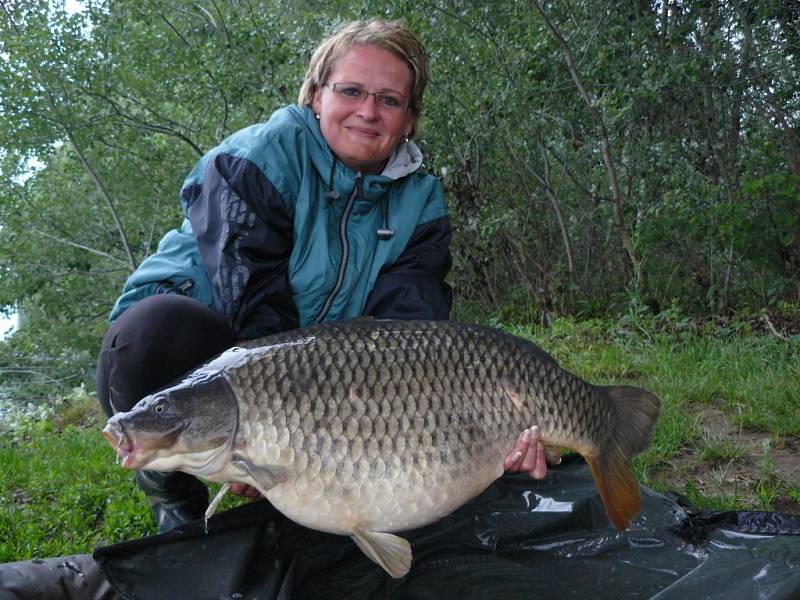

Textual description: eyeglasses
[324,83,409,111]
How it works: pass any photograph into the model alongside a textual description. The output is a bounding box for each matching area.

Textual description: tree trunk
[530,0,649,300]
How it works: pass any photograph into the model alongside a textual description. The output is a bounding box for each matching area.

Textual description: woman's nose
[356,94,381,119]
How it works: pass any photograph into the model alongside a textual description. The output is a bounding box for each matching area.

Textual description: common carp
[102,319,659,578]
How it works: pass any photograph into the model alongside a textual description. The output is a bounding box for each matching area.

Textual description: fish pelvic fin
[231,455,289,496]
[351,529,412,579]
[204,482,231,532]
[586,385,660,531]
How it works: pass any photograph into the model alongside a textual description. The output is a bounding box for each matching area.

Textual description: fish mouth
[102,421,140,469]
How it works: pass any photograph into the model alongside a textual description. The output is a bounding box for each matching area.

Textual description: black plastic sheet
[84,457,800,599]
[0,554,118,600]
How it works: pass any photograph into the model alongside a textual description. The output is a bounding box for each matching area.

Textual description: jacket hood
[382,142,424,180]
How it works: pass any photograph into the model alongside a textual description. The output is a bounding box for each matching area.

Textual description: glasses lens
[333,84,366,100]
[376,94,404,110]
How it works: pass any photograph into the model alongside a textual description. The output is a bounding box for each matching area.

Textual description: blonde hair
[297,19,430,138]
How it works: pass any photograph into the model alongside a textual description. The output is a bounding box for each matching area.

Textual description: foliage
[0,0,799,391]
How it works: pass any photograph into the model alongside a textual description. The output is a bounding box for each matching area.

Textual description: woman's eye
[341,86,363,98]
[380,95,400,108]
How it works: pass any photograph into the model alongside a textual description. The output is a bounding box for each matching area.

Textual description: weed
[696,434,745,464]
[680,481,743,512]
[754,440,784,509]
[51,385,105,431]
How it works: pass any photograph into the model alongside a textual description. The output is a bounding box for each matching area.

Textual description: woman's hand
[230,483,261,499]
[503,425,559,479]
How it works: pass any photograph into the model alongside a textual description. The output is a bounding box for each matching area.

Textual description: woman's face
[313,44,413,175]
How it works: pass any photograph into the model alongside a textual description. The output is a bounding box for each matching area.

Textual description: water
[0,393,54,427]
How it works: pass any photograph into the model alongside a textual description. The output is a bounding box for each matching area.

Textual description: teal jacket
[110,105,452,338]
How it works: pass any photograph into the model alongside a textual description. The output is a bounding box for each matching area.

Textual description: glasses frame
[324,82,410,111]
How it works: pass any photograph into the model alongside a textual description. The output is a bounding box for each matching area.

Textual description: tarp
[0,555,117,600]
[4,457,800,599]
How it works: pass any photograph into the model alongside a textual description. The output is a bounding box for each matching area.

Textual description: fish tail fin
[585,385,660,531]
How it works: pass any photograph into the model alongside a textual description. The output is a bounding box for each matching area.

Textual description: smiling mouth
[347,126,380,138]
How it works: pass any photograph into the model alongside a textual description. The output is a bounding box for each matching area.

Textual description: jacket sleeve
[183,153,299,339]
[108,222,215,322]
[363,214,453,320]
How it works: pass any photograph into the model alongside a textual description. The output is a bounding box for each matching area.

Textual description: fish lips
[102,420,139,469]
[102,417,182,469]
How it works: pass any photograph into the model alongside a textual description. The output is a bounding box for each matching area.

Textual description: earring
[315,113,320,120]
[404,135,409,143]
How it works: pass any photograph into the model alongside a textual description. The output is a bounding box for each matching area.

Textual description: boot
[135,470,209,534]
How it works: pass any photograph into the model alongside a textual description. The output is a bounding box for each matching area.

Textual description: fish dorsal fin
[351,529,412,578]
[231,454,289,496]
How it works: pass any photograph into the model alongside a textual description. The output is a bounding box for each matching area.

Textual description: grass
[0,418,151,561]
[0,315,798,561]
[0,392,244,562]
[504,314,800,507]
[695,433,746,463]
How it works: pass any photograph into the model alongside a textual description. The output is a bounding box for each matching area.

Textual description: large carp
[102,319,659,578]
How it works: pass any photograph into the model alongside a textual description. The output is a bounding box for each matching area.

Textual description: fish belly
[264,448,507,535]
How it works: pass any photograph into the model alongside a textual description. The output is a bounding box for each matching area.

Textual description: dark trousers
[96,294,235,417]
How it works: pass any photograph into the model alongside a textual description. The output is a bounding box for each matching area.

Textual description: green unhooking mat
[3,457,800,599]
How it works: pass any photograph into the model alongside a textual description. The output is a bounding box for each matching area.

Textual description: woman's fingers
[504,426,548,480]
[230,483,261,499]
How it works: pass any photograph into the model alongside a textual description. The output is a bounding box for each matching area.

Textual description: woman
[96,19,547,533]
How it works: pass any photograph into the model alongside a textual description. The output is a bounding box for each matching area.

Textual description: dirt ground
[651,404,800,514]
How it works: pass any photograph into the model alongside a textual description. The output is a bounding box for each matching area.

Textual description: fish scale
[236,323,556,520]
[104,319,659,579]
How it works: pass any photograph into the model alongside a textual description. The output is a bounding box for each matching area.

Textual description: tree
[0,0,798,395]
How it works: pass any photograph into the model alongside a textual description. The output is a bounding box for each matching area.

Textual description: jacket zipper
[314,172,362,323]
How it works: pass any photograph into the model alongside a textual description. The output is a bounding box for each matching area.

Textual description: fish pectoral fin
[351,529,412,579]
[231,455,289,494]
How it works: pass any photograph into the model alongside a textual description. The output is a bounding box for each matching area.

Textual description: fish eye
[154,402,165,414]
